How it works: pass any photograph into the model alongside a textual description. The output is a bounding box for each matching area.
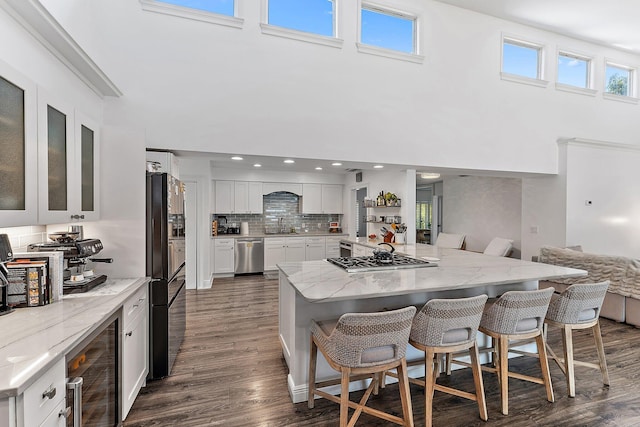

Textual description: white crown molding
[558,137,640,152]
[140,0,244,29]
[0,0,122,98]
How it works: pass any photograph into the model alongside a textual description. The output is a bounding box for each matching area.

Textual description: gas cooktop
[326,255,437,273]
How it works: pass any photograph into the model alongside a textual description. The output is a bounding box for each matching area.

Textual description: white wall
[0,7,102,121]
[39,0,640,176]
[565,140,640,258]
[79,125,147,278]
[443,176,522,255]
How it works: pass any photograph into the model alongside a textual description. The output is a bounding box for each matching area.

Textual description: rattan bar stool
[308,306,416,427]
[408,295,489,427]
[478,288,555,415]
[545,281,610,397]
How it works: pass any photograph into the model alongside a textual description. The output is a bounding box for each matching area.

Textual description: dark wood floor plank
[124,275,640,426]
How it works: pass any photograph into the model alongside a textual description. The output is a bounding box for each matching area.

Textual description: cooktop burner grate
[326,255,436,273]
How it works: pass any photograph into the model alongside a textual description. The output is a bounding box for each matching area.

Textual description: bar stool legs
[546,318,610,398]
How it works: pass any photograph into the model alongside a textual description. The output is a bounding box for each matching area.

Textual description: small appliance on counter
[27,227,113,294]
[0,234,15,315]
[240,221,249,235]
[329,221,342,233]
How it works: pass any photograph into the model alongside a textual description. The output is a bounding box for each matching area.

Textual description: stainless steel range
[326,255,437,273]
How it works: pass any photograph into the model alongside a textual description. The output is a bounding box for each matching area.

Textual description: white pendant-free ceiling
[435,0,640,54]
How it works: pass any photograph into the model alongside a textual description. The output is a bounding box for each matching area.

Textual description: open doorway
[355,187,367,237]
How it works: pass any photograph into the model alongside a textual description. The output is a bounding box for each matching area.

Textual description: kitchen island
[277,244,586,403]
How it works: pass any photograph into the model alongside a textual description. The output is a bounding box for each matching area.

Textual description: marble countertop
[277,245,587,303]
[212,232,348,239]
[0,277,149,398]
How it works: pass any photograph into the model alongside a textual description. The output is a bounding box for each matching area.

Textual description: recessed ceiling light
[231,156,243,161]
[420,172,441,180]
[331,162,342,166]
[284,159,295,164]
[315,167,323,170]
[253,163,262,167]
[373,165,384,169]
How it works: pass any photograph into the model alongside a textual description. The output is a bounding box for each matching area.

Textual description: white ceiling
[434,0,640,54]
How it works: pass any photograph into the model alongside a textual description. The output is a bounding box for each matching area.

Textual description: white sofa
[537,246,640,327]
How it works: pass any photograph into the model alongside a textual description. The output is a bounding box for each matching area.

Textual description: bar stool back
[545,281,610,397]
[308,306,416,427]
[409,294,489,427]
[479,287,555,415]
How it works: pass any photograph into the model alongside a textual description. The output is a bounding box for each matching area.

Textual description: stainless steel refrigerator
[146,172,186,379]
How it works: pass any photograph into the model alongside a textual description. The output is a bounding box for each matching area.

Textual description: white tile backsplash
[0,225,47,252]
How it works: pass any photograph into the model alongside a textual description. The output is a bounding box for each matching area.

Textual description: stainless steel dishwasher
[235,238,264,274]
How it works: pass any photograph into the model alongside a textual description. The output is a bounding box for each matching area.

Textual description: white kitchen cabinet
[264,237,306,270]
[325,236,342,258]
[214,180,234,213]
[213,181,263,214]
[248,182,264,213]
[37,89,100,224]
[122,285,149,420]
[285,237,306,262]
[14,358,66,427]
[234,181,249,213]
[214,238,235,273]
[0,61,39,227]
[321,184,343,214]
[264,238,286,271]
[234,181,263,214]
[302,183,322,214]
[302,184,343,214]
[305,237,326,260]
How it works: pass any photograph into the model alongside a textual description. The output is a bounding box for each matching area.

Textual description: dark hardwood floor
[124,275,640,427]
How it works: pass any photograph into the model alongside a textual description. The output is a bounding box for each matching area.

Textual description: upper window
[140,0,242,27]
[155,0,234,16]
[267,0,335,37]
[360,5,416,54]
[605,63,633,97]
[557,52,590,89]
[502,38,542,80]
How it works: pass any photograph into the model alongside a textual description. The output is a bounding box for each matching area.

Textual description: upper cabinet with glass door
[37,89,100,224]
[0,61,38,227]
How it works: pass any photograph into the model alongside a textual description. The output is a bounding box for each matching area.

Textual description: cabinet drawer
[214,238,235,248]
[124,284,148,327]
[305,237,325,245]
[39,399,66,427]
[21,358,65,427]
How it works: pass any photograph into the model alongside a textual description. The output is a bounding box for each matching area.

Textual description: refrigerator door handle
[67,377,84,427]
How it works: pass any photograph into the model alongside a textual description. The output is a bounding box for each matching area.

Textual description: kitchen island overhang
[277,247,587,403]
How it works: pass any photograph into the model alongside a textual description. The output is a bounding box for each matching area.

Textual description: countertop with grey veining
[211,232,348,239]
[277,244,587,303]
[0,277,149,398]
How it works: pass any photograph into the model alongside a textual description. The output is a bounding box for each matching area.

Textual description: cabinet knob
[70,214,85,220]
[42,386,57,400]
[126,331,133,337]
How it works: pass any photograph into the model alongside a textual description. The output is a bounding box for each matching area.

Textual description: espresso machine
[28,229,113,294]
[0,234,15,315]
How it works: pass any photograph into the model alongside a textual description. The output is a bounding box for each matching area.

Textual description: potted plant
[384,192,397,207]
